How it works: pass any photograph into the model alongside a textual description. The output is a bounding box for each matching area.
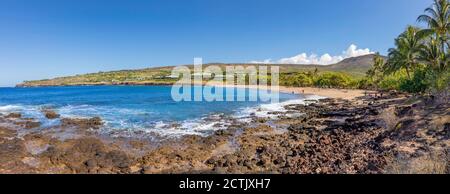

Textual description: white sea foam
[143,95,329,137]
[54,104,219,137]
[137,116,230,137]
[0,104,62,129]
[139,96,325,137]
[0,105,23,112]
[0,95,327,138]
[234,95,327,119]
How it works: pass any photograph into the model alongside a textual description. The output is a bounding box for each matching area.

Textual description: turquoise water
[0,86,302,136]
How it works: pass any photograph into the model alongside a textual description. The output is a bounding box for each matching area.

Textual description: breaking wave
[0,86,323,138]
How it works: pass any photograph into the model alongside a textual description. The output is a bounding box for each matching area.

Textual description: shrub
[280,72,314,87]
[314,72,352,88]
[398,68,430,93]
[356,78,372,89]
[379,70,408,91]
[292,73,314,87]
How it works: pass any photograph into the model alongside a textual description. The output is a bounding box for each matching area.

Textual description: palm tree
[417,0,450,53]
[366,54,385,89]
[367,54,384,79]
[386,26,426,79]
[387,47,411,79]
[419,38,445,71]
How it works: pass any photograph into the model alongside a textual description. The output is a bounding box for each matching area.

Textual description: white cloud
[249,59,272,64]
[250,44,374,65]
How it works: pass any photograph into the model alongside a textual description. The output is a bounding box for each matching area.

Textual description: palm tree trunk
[442,40,446,56]
[411,62,416,72]
[405,66,412,80]
[446,41,449,53]
[445,38,449,51]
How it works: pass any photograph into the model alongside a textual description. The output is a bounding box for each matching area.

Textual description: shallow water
[0,85,314,137]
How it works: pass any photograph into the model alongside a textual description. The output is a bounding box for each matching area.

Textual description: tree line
[365,0,449,97]
[281,0,449,100]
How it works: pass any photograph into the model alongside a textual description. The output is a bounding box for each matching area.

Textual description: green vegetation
[280,71,358,89]
[19,56,376,87]
[282,0,449,97]
[365,0,449,98]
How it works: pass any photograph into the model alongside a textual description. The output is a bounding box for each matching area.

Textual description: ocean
[0,85,318,137]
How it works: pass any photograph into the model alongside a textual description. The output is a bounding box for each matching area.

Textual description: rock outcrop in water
[61,117,103,130]
[42,109,60,119]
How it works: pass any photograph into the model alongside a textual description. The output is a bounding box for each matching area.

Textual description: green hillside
[17,54,377,87]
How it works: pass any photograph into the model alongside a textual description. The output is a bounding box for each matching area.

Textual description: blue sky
[0,0,431,86]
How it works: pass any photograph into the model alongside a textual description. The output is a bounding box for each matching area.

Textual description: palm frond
[424,7,440,19]
[417,14,433,24]
[418,29,435,38]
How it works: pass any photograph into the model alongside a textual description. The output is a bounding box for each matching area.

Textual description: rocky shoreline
[0,93,448,174]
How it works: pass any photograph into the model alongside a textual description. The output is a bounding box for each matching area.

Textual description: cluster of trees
[365,0,449,96]
[280,70,358,89]
[282,0,449,94]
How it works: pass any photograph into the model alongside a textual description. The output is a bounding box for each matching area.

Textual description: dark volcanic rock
[43,110,60,119]
[13,120,41,129]
[5,113,22,119]
[25,121,41,129]
[61,117,103,129]
[395,105,413,117]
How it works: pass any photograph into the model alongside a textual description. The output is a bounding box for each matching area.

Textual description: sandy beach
[204,81,368,100]
[277,86,367,100]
